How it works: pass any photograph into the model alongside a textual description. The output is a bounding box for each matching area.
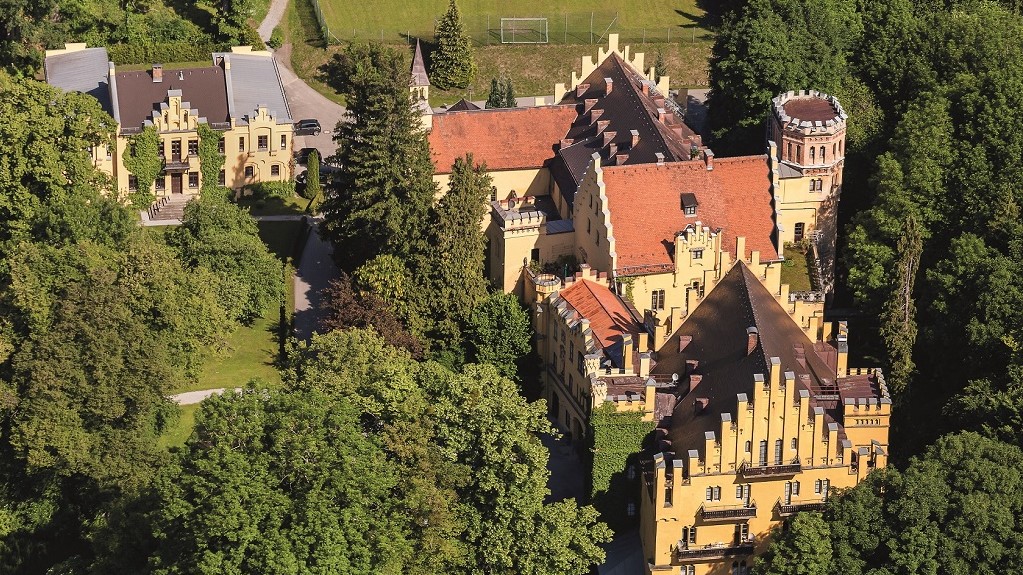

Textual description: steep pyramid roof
[411,40,430,87]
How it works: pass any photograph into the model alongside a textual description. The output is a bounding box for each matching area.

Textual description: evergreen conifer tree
[431,0,477,89]
[320,43,437,270]
[486,78,503,108]
[303,150,321,200]
[414,153,491,365]
[504,78,516,108]
[654,51,669,82]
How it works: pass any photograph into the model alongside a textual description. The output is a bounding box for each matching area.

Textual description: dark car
[295,147,319,165]
[294,119,321,136]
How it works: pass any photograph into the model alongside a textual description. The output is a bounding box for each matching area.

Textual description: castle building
[44,43,294,199]
[421,34,888,573]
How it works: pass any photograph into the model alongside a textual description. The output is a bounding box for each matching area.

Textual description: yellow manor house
[422,34,890,574]
[44,43,294,199]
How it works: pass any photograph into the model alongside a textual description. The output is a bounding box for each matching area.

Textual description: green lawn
[316,0,711,45]
[158,403,200,449]
[781,245,813,292]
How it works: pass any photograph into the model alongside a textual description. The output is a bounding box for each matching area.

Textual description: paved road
[293,223,339,340]
[171,388,241,405]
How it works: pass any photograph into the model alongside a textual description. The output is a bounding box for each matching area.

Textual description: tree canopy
[430,0,477,90]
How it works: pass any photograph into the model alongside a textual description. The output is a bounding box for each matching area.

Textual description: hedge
[249,181,296,200]
[588,403,655,532]
[108,42,226,65]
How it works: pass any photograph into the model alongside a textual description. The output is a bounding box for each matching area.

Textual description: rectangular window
[791,438,798,450]
[712,486,721,501]
[759,440,768,466]
[775,439,783,465]
[814,479,821,494]
[271,164,280,177]
[257,135,268,151]
[651,290,665,310]
[738,523,749,542]
[239,137,245,152]
[244,165,254,178]
[280,134,287,150]
[705,488,713,501]
[793,480,800,495]
[736,485,743,499]
[689,526,697,544]
[218,137,225,154]
[188,172,198,188]
[128,175,138,191]
[576,352,584,375]
[105,146,112,160]
[692,248,703,260]
[218,170,226,186]
[155,177,165,191]
[188,139,199,156]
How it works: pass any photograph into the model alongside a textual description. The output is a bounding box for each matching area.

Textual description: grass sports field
[314,0,710,45]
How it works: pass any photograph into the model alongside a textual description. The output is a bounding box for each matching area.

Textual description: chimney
[630,129,640,148]
[616,153,629,165]
[576,83,590,98]
[604,77,613,95]
[590,108,604,124]
[559,138,574,149]
[657,107,666,122]
[746,327,759,355]
[584,98,598,113]
[638,352,652,377]
[608,142,618,157]
[689,375,703,395]
[679,336,693,352]
[642,82,649,95]
[596,119,610,134]
[152,64,163,83]
[602,130,617,147]
[655,152,665,166]
[694,397,709,414]
[622,334,634,371]
[653,96,665,109]
[704,149,715,171]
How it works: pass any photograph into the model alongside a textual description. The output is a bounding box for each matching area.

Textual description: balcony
[163,159,190,172]
[740,462,801,478]
[674,538,755,562]
[699,502,757,521]
[775,500,826,516]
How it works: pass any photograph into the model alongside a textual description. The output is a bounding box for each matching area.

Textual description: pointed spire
[411,39,430,87]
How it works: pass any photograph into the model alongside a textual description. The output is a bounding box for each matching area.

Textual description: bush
[108,42,224,65]
[249,181,295,200]
[268,27,284,49]
[242,25,266,50]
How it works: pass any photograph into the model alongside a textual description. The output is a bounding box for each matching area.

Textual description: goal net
[500,18,549,43]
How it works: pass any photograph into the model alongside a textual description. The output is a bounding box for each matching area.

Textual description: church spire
[411,39,430,88]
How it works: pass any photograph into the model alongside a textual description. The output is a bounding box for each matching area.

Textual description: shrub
[268,27,284,49]
[249,181,295,200]
[107,42,224,65]
[242,26,266,50]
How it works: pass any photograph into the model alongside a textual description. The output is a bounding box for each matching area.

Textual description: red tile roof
[428,106,577,173]
[601,156,778,272]
[559,279,642,350]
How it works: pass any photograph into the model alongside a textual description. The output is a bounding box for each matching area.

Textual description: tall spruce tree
[485,78,503,108]
[415,154,491,365]
[879,214,922,398]
[504,78,516,108]
[321,43,437,270]
[430,0,477,89]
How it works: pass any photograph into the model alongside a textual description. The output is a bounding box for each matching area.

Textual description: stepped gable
[554,53,701,201]
[115,65,229,128]
[427,106,577,173]
[651,262,838,457]
[600,156,777,273]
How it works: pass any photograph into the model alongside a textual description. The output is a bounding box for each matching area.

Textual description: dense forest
[706,0,1023,571]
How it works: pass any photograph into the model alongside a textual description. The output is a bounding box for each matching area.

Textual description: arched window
[744,440,751,453]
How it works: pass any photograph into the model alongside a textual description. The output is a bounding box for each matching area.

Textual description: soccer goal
[500,17,549,44]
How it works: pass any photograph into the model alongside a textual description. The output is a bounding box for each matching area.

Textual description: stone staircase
[147,194,194,221]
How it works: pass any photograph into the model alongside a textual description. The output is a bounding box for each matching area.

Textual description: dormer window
[681,192,698,216]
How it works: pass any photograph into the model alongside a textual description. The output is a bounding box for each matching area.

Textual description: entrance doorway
[171,174,183,194]
[794,222,805,242]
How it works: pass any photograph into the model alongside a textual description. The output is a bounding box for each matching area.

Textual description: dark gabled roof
[45,47,114,117]
[447,98,481,111]
[652,262,838,456]
[553,53,701,202]
[411,40,430,87]
[115,65,230,129]
[221,52,292,123]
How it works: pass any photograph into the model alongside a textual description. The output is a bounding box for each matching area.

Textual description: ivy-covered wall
[122,126,161,208]
[588,403,655,532]
[197,123,226,194]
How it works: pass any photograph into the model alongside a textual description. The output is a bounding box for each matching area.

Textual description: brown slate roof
[652,262,838,457]
[600,156,778,273]
[411,40,430,87]
[428,106,577,173]
[115,66,229,129]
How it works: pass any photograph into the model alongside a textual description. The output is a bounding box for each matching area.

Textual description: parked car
[295,147,319,165]
[294,119,321,136]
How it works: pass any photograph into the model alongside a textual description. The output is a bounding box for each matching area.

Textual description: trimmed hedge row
[108,42,226,65]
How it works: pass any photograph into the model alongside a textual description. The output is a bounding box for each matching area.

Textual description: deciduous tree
[467,291,532,379]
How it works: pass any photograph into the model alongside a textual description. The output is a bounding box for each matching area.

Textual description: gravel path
[171,388,241,405]
[293,223,339,341]
[257,0,289,41]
